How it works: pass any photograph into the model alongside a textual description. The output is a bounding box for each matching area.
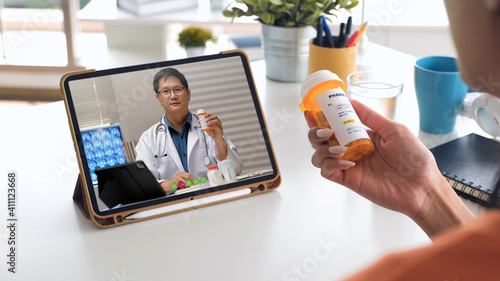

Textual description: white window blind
[69,76,120,129]
[181,58,273,174]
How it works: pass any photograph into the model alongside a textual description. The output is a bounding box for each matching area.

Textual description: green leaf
[258,0,269,10]
[222,10,234,17]
[260,12,275,24]
[346,1,359,10]
[244,0,259,5]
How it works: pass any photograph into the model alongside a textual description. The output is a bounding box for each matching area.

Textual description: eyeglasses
[158,87,186,96]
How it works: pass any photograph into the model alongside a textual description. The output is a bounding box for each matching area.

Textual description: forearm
[214,137,228,161]
[412,175,476,239]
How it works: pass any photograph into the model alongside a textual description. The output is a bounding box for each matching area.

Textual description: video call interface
[66,54,276,213]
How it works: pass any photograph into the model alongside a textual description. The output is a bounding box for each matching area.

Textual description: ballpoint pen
[315,15,324,47]
[337,22,346,48]
[322,15,334,47]
[345,16,353,37]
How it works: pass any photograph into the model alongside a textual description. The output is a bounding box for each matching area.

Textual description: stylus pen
[124,188,251,220]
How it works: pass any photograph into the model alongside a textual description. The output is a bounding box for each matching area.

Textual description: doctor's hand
[306,99,474,237]
[160,171,193,191]
[202,113,229,160]
[202,113,225,142]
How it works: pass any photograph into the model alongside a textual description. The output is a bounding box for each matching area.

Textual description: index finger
[205,113,216,120]
[177,172,193,183]
[206,114,221,124]
[308,127,334,149]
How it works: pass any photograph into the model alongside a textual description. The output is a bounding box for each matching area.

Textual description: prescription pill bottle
[207,166,224,187]
[197,109,210,131]
[218,160,237,183]
[300,70,374,162]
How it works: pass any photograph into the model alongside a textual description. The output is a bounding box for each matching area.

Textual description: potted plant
[223,0,359,82]
[178,26,217,57]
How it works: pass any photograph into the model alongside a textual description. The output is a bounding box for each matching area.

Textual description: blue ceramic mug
[414,56,469,134]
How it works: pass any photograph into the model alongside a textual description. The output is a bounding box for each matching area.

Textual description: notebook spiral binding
[442,171,491,206]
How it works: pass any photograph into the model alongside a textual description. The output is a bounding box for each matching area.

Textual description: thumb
[351,99,394,134]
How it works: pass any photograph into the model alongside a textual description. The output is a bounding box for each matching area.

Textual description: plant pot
[261,24,316,82]
[185,47,205,57]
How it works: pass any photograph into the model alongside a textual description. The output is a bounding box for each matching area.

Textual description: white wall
[110,68,164,144]
[365,26,457,58]
[360,0,457,58]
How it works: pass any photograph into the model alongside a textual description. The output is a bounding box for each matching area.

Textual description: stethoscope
[154,114,211,166]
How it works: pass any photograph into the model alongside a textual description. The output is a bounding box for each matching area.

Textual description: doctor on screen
[135,68,243,191]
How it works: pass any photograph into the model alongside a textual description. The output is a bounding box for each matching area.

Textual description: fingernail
[316,128,334,138]
[328,146,347,154]
[338,160,356,167]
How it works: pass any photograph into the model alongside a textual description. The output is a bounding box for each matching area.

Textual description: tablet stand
[73,174,90,219]
[73,174,116,226]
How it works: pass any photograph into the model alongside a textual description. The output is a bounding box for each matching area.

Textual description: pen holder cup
[308,41,358,85]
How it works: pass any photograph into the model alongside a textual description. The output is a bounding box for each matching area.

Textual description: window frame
[0,0,83,72]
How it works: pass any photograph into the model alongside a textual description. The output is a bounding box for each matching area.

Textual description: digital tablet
[95,160,167,208]
[60,50,281,228]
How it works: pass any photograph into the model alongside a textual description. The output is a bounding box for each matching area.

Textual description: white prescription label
[315,87,370,145]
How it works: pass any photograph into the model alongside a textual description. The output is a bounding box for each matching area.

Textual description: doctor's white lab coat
[135,113,243,182]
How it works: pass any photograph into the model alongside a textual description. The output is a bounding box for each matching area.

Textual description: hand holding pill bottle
[300,70,374,162]
[197,109,210,131]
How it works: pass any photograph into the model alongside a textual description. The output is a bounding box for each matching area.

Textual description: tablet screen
[63,52,278,216]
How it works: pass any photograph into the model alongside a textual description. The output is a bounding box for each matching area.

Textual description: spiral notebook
[430,133,500,206]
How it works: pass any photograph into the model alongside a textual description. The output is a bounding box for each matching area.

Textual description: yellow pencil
[354,21,368,46]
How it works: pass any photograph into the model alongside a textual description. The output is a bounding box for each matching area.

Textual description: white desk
[0,43,486,280]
